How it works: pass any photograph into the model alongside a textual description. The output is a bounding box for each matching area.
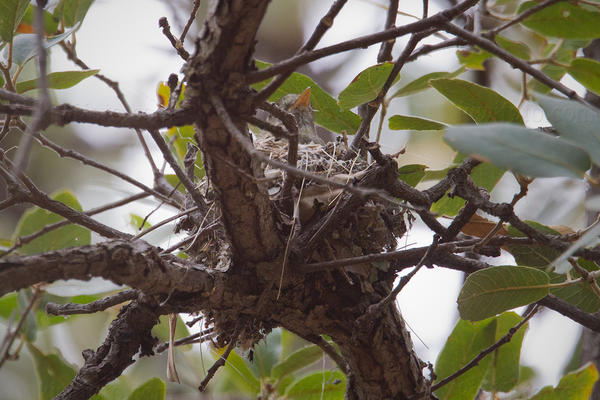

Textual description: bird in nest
[267,87,326,145]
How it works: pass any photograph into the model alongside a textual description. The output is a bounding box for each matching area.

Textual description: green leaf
[434,318,497,400]
[457,266,549,321]
[0,0,29,42]
[0,293,17,319]
[567,57,600,96]
[271,345,323,380]
[388,115,446,130]
[430,79,523,124]
[536,94,600,166]
[284,370,346,400]
[530,47,575,93]
[129,213,151,230]
[214,348,260,394]
[253,61,361,134]
[338,62,396,110]
[519,1,600,39]
[390,67,465,98]
[99,379,132,400]
[126,378,165,400]
[16,69,99,93]
[456,49,493,70]
[53,0,94,27]
[444,123,591,178]
[530,363,598,400]
[549,259,600,313]
[482,312,528,393]
[12,190,91,255]
[495,35,531,60]
[397,164,427,187]
[506,221,562,268]
[28,342,76,400]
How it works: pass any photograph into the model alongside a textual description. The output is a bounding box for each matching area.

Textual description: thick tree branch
[0,239,214,297]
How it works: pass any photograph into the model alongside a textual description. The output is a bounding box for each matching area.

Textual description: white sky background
[46,0,584,393]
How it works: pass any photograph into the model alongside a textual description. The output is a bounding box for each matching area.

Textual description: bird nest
[256,135,409,272]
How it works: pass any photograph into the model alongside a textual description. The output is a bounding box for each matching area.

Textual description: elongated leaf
[338,62,395,110]
[530,363,598,400]
[271,345,323,380]
[458,266,549,321]
[388,115,446,130]
[53,0,94,27]
[253,61,361,134]
[431,79,523,124]
[126,378,166,400]
[530,46,575,93]
[536,94,600,166]
[506,221,562,268]
[519,1,600,39]
[495,35,531,60]
[12,190,91,255]
[0,293,17,319]
[444,123,591,178]
[0,0,29,42]
[212,348,260,394]
[567,57,600,96]
[434,318,497,400]
[549,259,600,313]
[28,343,76,400]
[482,312,527,393]
[284,370,346,400]
[397,164,427,187]
[390,67,464,98]
[16,69,99,93]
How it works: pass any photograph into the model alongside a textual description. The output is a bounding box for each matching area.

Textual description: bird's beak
[290,87,312,110]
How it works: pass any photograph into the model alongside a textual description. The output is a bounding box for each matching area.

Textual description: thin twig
[377,0,399,62]
[179,0,201,44]
[159,17,190,61]
[131,206,200,240]
[155,328,215,353]
[247,0,479,84]
[147,129,209,211]
[34,133,179,207]
[46,289,138,315]
[199,326,242,391]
